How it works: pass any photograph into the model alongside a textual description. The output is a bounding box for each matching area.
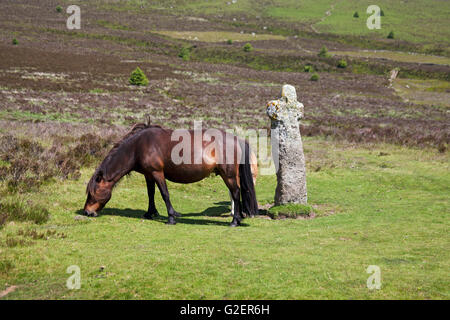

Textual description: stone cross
[266,84,307,205]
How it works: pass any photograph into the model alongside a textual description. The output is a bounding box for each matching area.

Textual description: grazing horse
[84,122,258,227]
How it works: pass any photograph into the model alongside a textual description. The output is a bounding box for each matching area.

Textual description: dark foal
[84,123,258,227]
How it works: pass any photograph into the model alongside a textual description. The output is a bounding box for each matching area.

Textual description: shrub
[380,9,385,16]
[318,46,330,58]
[303,65,312,72]
[0,259,14,274]
[89,88,107,94]
[337,59,347,68]
[5,236,27,248]
[227,39,233,45]
[178,46,191,61]
[12,38,18,45]
[353,11,359,18]
[243,43,253,52]
[0,213,7,227]
[387,31,394,39]
[310,73,319,81]
[129,67,149,86]
[0,133,115,193]
[268,204,313,219]
[56,5,63,13]
[0,199,50,227]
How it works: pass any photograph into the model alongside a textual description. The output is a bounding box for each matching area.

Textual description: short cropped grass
[392,79,450,109]
[140,0,450,46]
[331,50,450,66]
[152,31,285,42]
[0,139,448,299]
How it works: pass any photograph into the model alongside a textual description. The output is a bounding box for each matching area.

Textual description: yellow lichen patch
[152,30,286,42]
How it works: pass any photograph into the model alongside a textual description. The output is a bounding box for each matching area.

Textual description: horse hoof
[166,221,176,225]
[143,214,153,220]
[230,221,240,227]
[86,212,98,217]
[144,211,159,219]
[173,211,182,217]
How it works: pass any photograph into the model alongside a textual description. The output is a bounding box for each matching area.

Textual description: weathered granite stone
[266,84,307,205]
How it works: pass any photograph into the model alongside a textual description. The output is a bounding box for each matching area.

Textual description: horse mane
[86,119,161,195]
[109,121,156,156]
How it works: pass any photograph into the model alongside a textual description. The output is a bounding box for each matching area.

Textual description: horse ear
[96,171,103,183]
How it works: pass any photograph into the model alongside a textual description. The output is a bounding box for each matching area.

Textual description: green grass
[264,0,333,22]
[268,204,313,219]
[0,110,90,124]
[96,20,133,31]
[392,79,450,109]
[139,0,450,46]
[263,0,450,46]
[0,139,448,299]
[317,0,450,44]
[134,0,450,55]
[89,88,109,94]
[331,50,450,66]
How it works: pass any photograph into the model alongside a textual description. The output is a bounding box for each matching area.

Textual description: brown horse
[84,122,258,227]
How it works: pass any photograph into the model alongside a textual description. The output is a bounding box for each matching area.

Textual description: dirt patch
[0,285,17,298]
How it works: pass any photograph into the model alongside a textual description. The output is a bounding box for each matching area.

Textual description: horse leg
[221,176,242,227]
[229,190,235,216]
[151,171,181,225]
[230,184,241,227]
[143,176,159,219]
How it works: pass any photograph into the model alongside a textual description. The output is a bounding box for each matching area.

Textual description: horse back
[136,128,237,184]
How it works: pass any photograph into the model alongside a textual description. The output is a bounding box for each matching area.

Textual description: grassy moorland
[97,0,450,52]
[0,0,449,299]
[1,140,448,299]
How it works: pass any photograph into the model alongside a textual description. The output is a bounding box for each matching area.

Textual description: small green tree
[310,73,319,81]
[318,46,330,58]
[12,38,18,45]
[129,67,149,86]
[387,31,394,39]
[243,43,253,52]
[178,46,191,61]
[353,11,359,18]
[303,65,312,72]
[337,59,347,68]
[56,5,63,13]
[227,39,233,45]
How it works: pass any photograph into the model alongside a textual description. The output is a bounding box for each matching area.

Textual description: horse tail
[239,141,258,217]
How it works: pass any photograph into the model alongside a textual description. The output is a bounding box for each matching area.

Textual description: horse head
[84,170,114,216]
